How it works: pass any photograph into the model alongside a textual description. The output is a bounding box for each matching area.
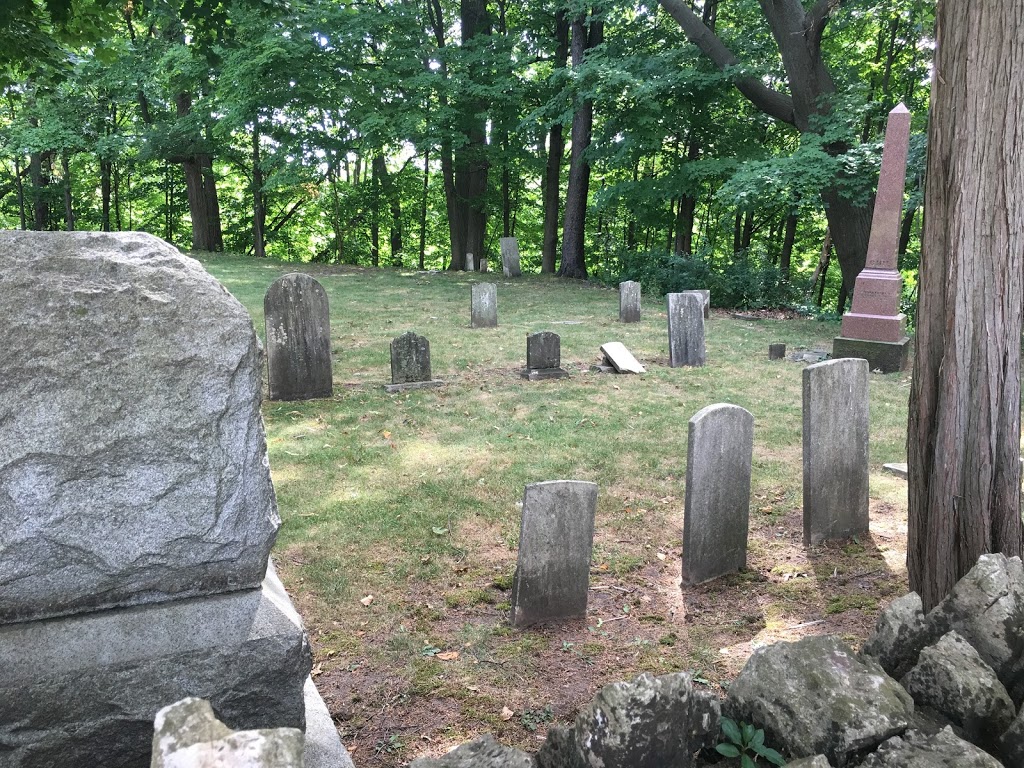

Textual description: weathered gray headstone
[386,332,443,392]
[479,257,488,273]
[500,237,522,277]
[466,252,475,271]
[599,342,646,374]
[682,404,754,584]
[619,281,641,323]
[264,273,333,401]
[523,331,568,381]
[151,697,304,768]
[510,481,598,627]
[0,231,280,623]
[667,292,706,367]
[470,283,498,328]
[769,343,786,360]
[802,358,869,546]
[687,289,711,319]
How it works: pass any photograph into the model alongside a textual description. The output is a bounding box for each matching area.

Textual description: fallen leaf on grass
[311,663,323,677]
[656,552,667,561]
[360,595,374,606]
[436,651,459,661]
[501,707,514,721]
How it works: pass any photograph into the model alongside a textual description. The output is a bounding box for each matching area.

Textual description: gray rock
[786,758,833,768]
[857,727,1003,767]
[535,725,581,768]
[264,272,334,401]
[682,404,754,584]
[151,697,304,768]
[510,481,598,627]
[999,706,1024,766]
[304,677,356,768]
[619,281,641,323]
[726,635,913,766]
[471,283,498,328]
[861,592,928,679]
[900,630,1016,750]
[922,553,1024,706]
[667,292,706,367]
[0,564,311,768]
[802,358,869,546]
[0,231,279,624]
[410,734,534,767]
[573,671,719,768]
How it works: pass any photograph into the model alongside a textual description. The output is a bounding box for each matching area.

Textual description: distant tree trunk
[29,148,52,231]
[252,125,267,258]
[740,209,753,250]
[60,151,74,231]
[897,206,916,269]
[559,12,603,280]
[370,155,381,267]
[541,10,568,274]
[732,210,743,253]
[175,92,223,252]
[779,210,797,276]
[419,147,429,270]
[14,156,26,229]
[907,0,1023,610]
[100,159,112,231]
[113,162,123,230]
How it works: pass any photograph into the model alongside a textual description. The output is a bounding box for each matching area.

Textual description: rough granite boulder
[410,734,535,767]
[725,635,913,766]
[920,554,1024,706]
[857,727,1003,767]
[900,630,1016,750]
[861,592,928,679]
[151,697,304,768]
[0,231,279,623]
[785,758,833,768]
[999,707,1024,766]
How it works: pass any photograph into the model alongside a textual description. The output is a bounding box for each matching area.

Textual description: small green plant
[716,717,786,767]
[520,705,554,732]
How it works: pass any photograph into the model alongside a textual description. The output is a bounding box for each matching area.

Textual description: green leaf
[750,729,765,750]
[741,722,755,745]
[720,717,742,745]
[757,746,787,766]
[715,744,741,758]
[741,755,757,768]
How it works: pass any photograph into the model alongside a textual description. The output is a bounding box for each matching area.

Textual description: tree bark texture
[176,93,223,252]
[542,11,570,273]
[907,0,1024,610]
[252,126,267,259]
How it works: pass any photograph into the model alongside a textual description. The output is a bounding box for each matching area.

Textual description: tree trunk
[29,149,52,230]
[541,26,567,277]
[419,146,429,270]
[252,124,267,259]
[897,206,916,269]
[100,159,112,232]
[176,92,222,252]
[14,156,26,230]
[780,210,797,276]
[907,0,1024,611]
[558,13,602,280]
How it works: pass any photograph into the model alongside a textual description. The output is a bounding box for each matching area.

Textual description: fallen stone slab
[410,734,534,767]
[883,463,908,479]
[600,342,646,373]
[858,727,1003,767]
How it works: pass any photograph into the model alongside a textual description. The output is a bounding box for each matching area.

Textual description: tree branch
[657,0,796,127]
[806,0,843,58]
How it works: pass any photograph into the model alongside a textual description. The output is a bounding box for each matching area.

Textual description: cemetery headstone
[682,404,754,584]
[500,237,522,277]
[619,281,641,323]
[466,252,475,271]
[479,257,488,273]
[0,231,323,768]
[769,343,787,360]
[667,292,706,367]
[684,289,711,319]
[264,273,333,401]
[470,283,498,328]
[833,104,913,373]
[803,358,870,546]
[599,342,646,373]
[522,331,569,380]
[386,332,443,392]
[510,481,598,627]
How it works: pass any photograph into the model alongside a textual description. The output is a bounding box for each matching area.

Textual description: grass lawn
[198,253,913,766]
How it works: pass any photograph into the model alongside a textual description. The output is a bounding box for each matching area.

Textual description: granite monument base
[0,566,311,768]
[832,336,910,374]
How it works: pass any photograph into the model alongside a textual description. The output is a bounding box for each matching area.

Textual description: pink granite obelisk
[833,104,912,372]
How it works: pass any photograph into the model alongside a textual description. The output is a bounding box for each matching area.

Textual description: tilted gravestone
[264,273,333,401]
[667,292,706,367]
[510,481,598,627]
[619,281,641,323]
[386,332,443,392]
[470,283,498,328]
[599,342,645,374]
[500,237,522,277]
[803,358,870,546]
[682,404,754,584]
[0,231,331,768]
[522,331,568,381]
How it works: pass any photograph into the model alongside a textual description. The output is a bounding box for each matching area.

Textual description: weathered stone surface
[600,342,645,373]
[410,734,534,767]
[831,336,909,374]
[786,758,833,768]
[500,237,522,277]
[304,677,356,768]
[466,252,476,271]
[535,725,581,768]
[861,592,928,679]
[265,273,333,401]
[510,481,598,627]
[920,553,1024,706]
[682,404,754,585]
[0,231,279,624]
[388,331,443,392]
[802,358,869,546]
[901,631,1016,751]
[573,672,719,768]
[999,706,1024,766]
[684,289,710,319]
[619,281,641,323]
[523,332,568,381]
[0,565,311,768]
[471,283,498,328]
[769,343,786,360]
[151,697,304,768]
[858,727,1003,768]
[726,635,913,766]
[667,292,706,367]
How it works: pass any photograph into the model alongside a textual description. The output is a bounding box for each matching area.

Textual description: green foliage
[716,717,786,767]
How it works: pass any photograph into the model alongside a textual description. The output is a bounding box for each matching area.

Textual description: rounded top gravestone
[0,231,280,624]
[264,273,333,401]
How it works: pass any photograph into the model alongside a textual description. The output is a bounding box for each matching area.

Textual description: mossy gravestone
[471,283,498,328]
[264,273,333,401]
[386,332,443,392]
[667,292,705,367]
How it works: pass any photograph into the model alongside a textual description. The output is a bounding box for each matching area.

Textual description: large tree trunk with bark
[252,125,267,259]
[559,13,602,280]
[542,11,570,273]
[175,93,223,252]
[907,0,1024,611]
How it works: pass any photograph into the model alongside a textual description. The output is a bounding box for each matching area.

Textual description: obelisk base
[832,336,910,374]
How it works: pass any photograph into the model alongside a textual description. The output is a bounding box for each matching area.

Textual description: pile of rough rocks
[409,553,1024,767]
